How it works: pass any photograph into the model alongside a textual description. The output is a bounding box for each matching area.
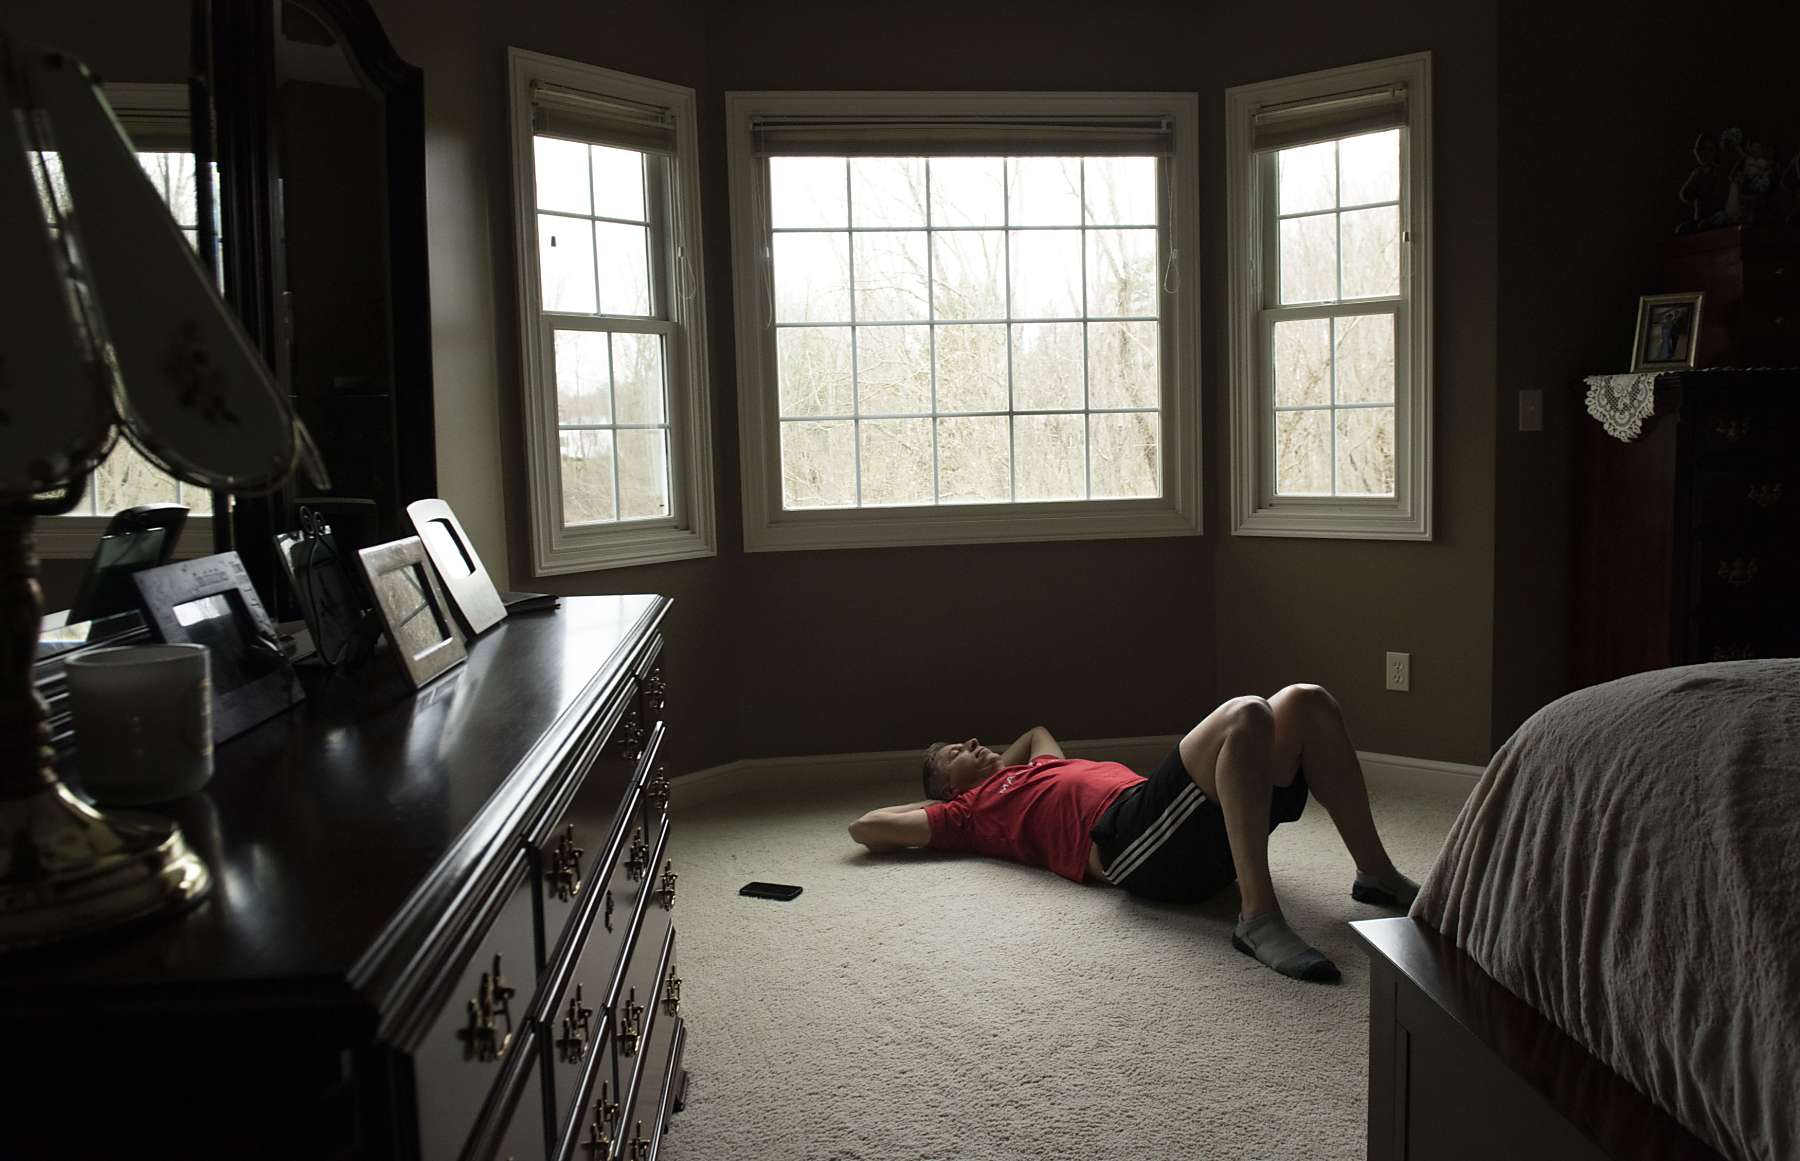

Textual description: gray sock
[1231,912,1340,983]
[1353,868,1420,911]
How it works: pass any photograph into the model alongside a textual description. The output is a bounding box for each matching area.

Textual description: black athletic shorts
[1088,746,1309,903]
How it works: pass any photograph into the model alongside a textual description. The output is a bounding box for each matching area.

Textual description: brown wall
[1489,0,1793,751]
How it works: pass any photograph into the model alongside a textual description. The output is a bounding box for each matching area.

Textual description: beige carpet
[661,763,1470,1161]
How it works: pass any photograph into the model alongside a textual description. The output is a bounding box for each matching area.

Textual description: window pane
[934,324,1008,413]
[770,157,847,228]
[1008,230,1081,318]
[929,157,1005,227]
[534,137,591,215]
[936,416,1010,503]
[858,419,934,506]
[1013,413,1086,500]
[617,429,670,518]
[1341,205,1400,299]
[781,420,857,508]
[851,157,926,228]
[853,231,929,321]
[553,330,611,424]
[774,231,850,322]
[1087,321,1158,410]
[1272,318,1330,408]
[612,332,665,424]
[538,214,597,313]
[1279,141,1336,215]
[777,326,853,417]
[856,325,931,415]
[1336,407,1395,495]
[1089,411,1160,499]
[1279,214,1336,305]
[1334,313,1395,404]
[95,441,179,513]
[1274,409,1331,495]
[1011,322,1084,411]
[139,151,197,227]
[1083,156,1156,226]
[1085,228,1157,318]
[1339,129,1399,206]
[931,230,1005,320]
[33,151,69,219]
[1007,157,1081,226]
[595,222,652,315]
[592,145,646,221]
[560,429,616,525]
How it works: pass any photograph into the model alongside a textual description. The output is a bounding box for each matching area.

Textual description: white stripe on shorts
[1101,783,1206,885]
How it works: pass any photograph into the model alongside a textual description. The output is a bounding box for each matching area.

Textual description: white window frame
[41,82,215,561]
[725,90,1202,553]
[1226,53,1432,540]
[508,49,716,576]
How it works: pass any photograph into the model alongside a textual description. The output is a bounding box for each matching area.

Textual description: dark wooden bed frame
[1351,917,1729,1161]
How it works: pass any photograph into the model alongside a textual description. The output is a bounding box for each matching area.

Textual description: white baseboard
[671,737,1485,811]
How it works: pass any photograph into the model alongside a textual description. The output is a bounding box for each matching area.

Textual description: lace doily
[1584,372,1664,441]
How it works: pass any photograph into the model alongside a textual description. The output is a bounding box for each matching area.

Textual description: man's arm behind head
[849,806,931,852]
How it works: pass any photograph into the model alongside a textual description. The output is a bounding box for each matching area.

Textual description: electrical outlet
[1518,389,1543,431]
[1385,651,1411,692]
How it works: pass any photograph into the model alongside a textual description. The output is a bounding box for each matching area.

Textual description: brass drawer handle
[627,1122,650,1161]
[645,770,671,814]
[547,823,584,903]
[1714,417,1749,441]
[1711,642,1756,661]
[616,987,644,1057]
[614,710,647,761]
[656,859,678,911]
[643,670,667,715]
[457,954,515,1063]
[581,1082,618,1156]
[557,983,594,1064]
[604,889,615,932]
[627,828,650,881]
[1716,557,1760,587]
[663,963,682,1017]
[1747,482,1783,508]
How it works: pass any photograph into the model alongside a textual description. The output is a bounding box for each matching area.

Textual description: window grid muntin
[538,140,677,528]
[768,154,1164,510]
[1262,133,1404,501]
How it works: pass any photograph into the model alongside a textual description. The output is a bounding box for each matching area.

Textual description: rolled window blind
[103,83,191,152]
[531,82,676,155]
[1250,84,1405,153]
[751,115,1173,158]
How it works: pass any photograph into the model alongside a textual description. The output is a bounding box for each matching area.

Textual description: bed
[1351,659,1800,1161]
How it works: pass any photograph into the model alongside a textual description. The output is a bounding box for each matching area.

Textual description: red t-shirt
[924,756,1144,882]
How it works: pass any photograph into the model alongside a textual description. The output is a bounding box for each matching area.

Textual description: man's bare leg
[1175,699,1338,982]
[1269,684,1419,909]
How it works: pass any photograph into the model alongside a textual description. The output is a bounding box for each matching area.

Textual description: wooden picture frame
[406,498,507,637]
[1630,291,1704,372]
[358,536,467,688]
[131,551,300,742]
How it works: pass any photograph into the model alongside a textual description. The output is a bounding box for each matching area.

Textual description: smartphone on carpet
[739,881,803,901]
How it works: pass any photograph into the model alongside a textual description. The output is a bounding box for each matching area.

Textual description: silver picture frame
[357,537,467,689]
[1630,291,1704,372]
[406,498,507,637]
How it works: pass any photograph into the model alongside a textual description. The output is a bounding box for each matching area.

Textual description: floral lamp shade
[0,45,324,504]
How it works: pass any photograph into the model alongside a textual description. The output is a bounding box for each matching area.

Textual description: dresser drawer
[611,923,680,1161]
[1691,387,1791,458]
[458,1025,548,1161]
[413,854,539,1161]
[1690,465,1796,542]
[537,718,666,969]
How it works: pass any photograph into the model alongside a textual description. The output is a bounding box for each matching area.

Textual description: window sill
[34,516,217,561]
[531,522,716,577]
[745,499,1201,553]
[1231,500,1430,541]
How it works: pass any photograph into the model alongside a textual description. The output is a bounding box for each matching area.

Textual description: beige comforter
[1414,660,1800,1161]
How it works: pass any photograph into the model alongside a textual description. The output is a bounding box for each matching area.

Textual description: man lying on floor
[848,684,1421,983]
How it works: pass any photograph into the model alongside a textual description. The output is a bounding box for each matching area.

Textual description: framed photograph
[406,498,507,638]
[1630,292,1704,371]
[132,551,300,742]
[358,536,467,689]
[275,529,374,669]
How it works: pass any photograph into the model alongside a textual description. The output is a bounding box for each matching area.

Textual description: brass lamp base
[0,781,211,951]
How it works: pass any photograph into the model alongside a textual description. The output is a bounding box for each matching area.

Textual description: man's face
[937,737,1002,795]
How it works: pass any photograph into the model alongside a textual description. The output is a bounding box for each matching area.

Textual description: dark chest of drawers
[1575,370,1799,685]
[1,595,688,1161]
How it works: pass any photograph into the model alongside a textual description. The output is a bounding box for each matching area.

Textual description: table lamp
[0,39,326,949]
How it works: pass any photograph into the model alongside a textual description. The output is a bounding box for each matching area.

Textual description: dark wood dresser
[2,594,688,1161]
[1575,368,1799,686]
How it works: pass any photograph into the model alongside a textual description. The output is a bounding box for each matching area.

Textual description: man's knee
[1216,695,1275,741]
[1275,683,1339,725]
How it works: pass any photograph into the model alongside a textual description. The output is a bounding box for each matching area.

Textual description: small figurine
[1728,138,1777,225]
[1677,131,1729,234]
[1781,148,1800,227]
